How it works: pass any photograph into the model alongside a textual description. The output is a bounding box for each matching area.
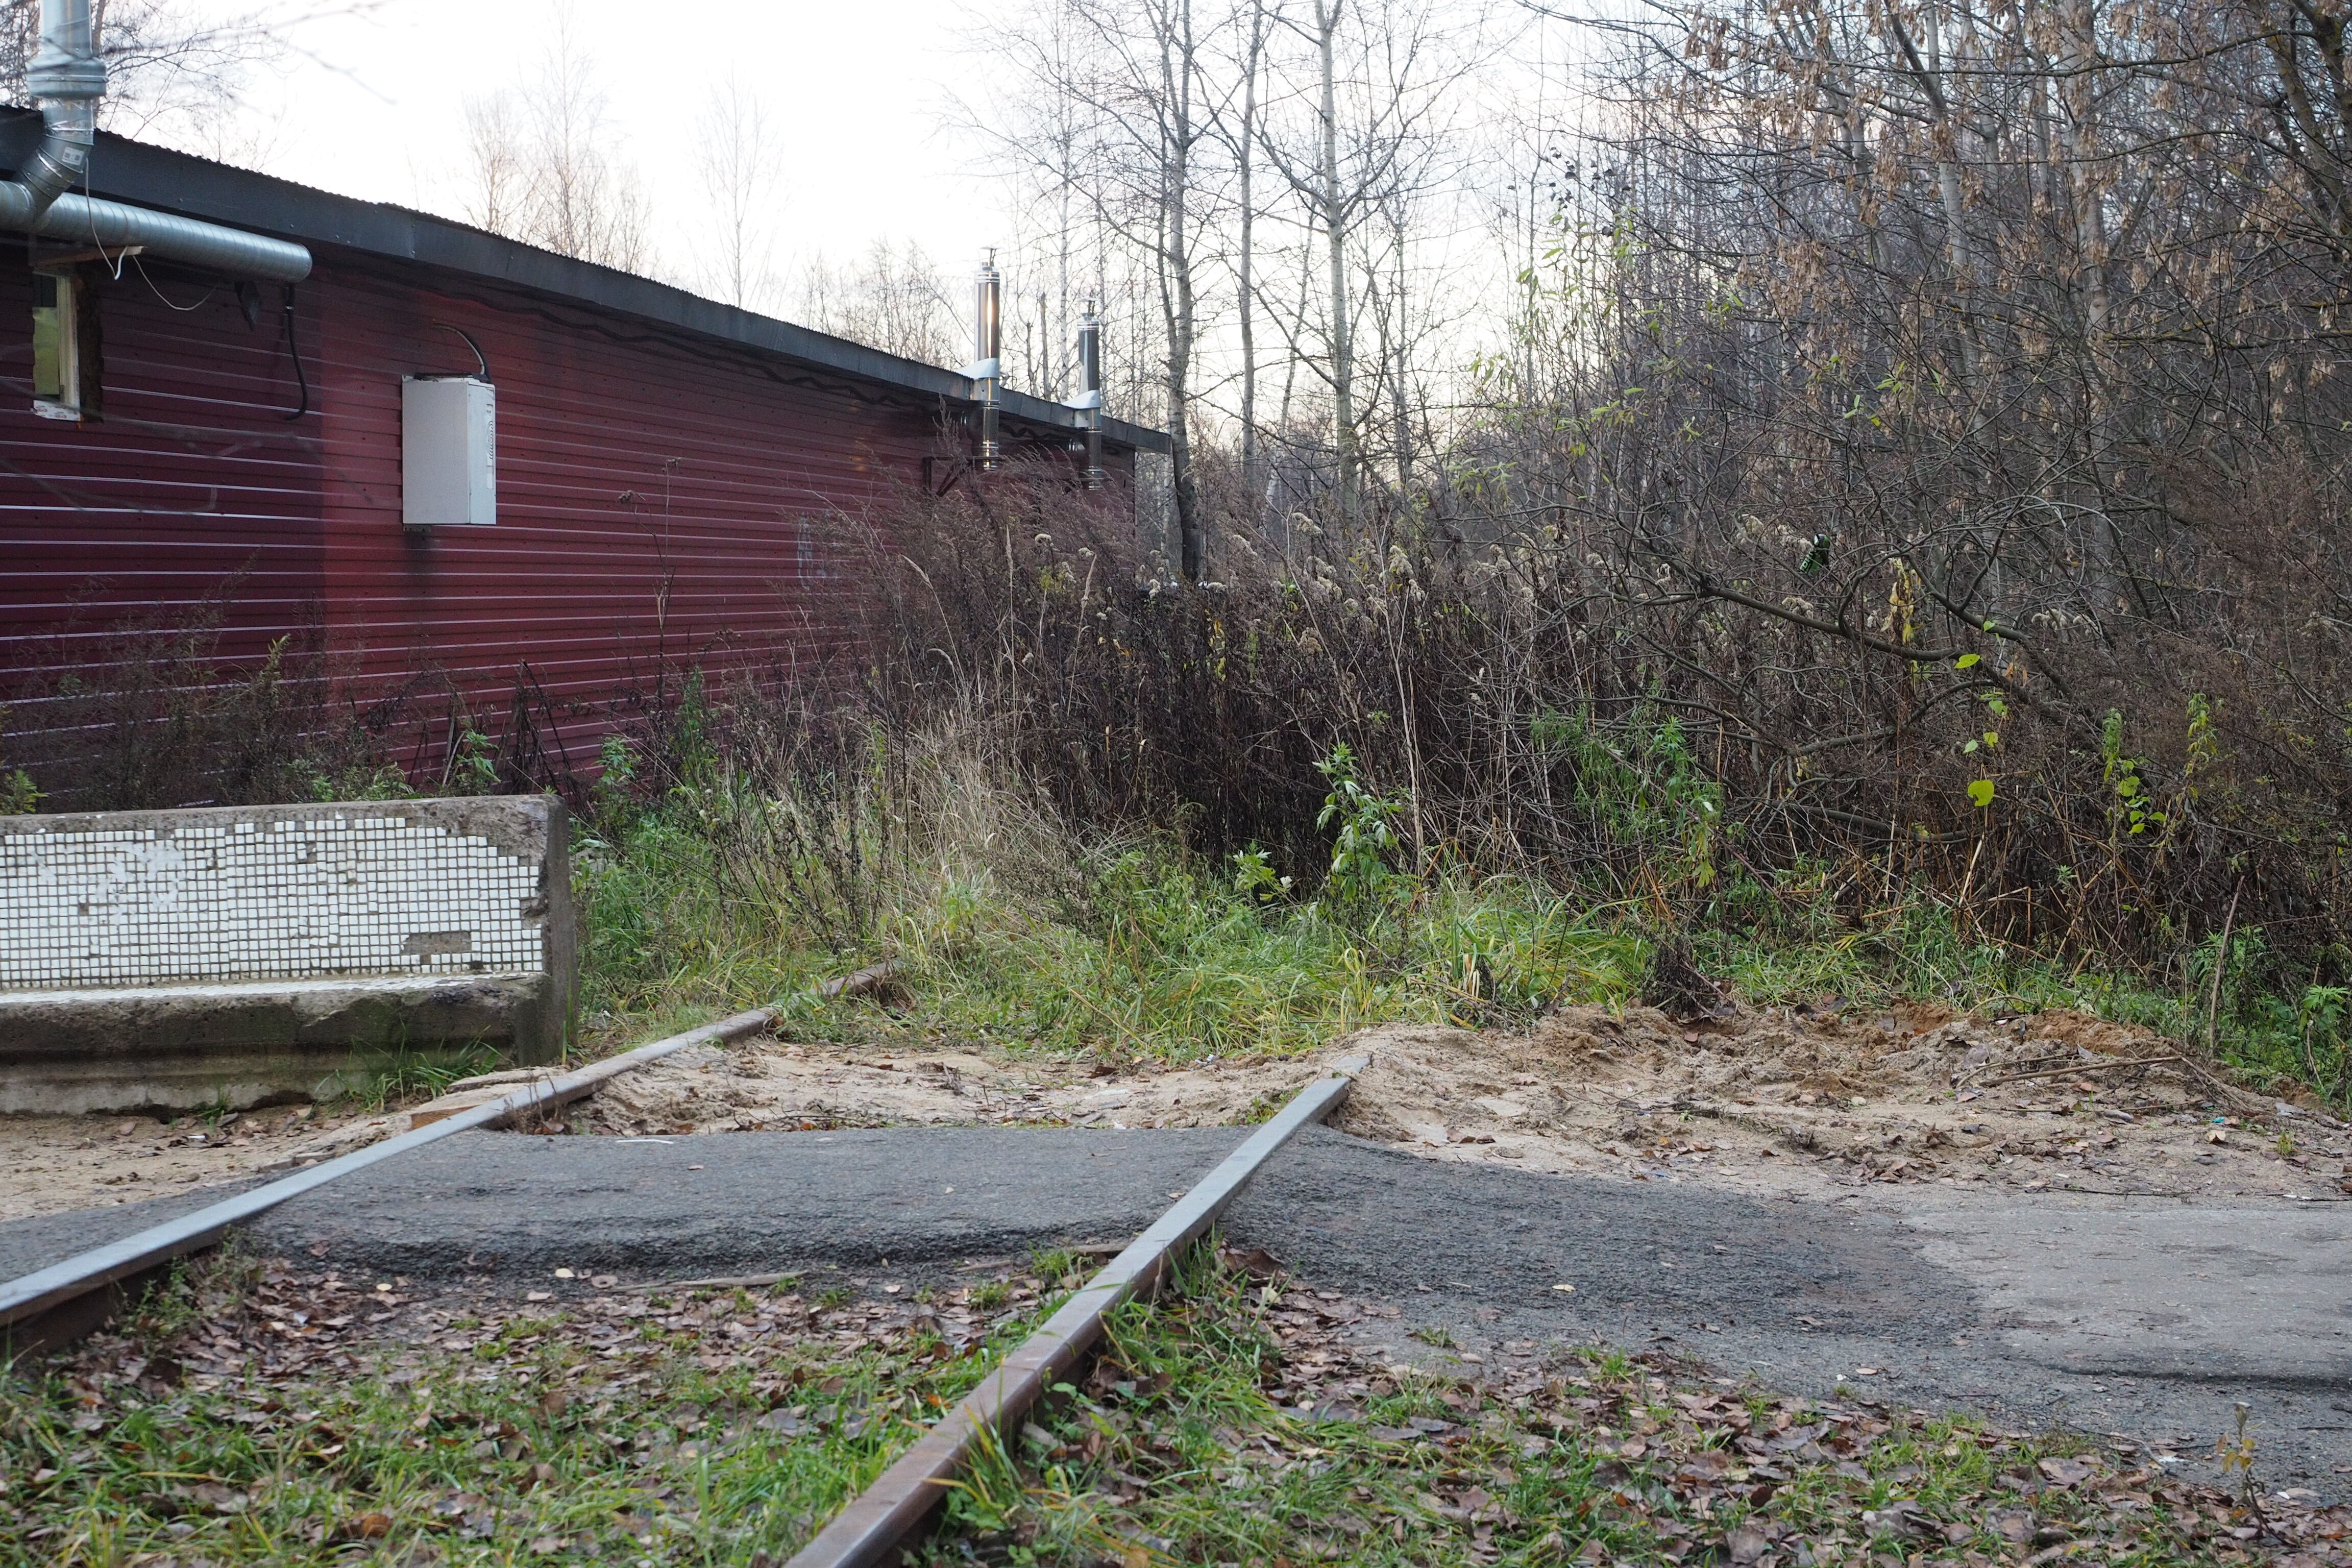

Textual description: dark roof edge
[0,110,1170,455]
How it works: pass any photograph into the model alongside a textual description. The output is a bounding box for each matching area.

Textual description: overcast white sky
[203,0,998,284]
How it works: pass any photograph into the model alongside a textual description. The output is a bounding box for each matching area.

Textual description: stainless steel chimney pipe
[972,250,1002,470]
[17,0,102,218]
[1076,297,1104,491]
[0,0,313,282]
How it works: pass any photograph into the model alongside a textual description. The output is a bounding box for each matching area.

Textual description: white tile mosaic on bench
[0,816,545,989]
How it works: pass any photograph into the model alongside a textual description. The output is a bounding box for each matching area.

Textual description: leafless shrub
[0,599,388,810]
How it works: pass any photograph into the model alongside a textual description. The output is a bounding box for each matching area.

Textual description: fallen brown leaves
[960,1251,2352,1568]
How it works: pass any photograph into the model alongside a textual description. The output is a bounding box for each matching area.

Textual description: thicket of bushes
[11,455,2348,1102]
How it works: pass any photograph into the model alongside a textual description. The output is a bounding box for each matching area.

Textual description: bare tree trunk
[1158,0,1206,583]
[1056,156,1073,399]
[1315,0,1358,518]
[1278,239,1314,550]
[1920,5,1982,386]
[2061,0,2109,338]
[696,75,775,309]
[1390,200,1412,492]
[1238,0,1267,526]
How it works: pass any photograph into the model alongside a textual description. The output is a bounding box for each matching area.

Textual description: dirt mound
[544,1001,2351,1205]
[573,1042,1063,1135]
[7,1000,2345,1225]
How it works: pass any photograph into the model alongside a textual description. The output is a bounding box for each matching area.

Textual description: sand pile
[9,1000,2344,1224]
[540,1001,2352,1205]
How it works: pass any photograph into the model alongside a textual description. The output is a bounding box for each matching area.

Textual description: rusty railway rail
[1,979,1357,1568]
[785,1061,1361,1568]
[0,965,893,1354]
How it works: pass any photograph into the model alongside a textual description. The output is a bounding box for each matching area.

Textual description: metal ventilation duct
[0,0,312,282]
[0,187,313,280]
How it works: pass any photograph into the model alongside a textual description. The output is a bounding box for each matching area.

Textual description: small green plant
[2297,982,2348,1105]
[349,1044,502,1110]
[0,764,41,814]
[118,1257,205,1348]
[970,1279,1012,1311]
[1530,704,1723,885]
[2101,709,2166,838]
[120,1240,261,1351]
[294,754,414,801]
[1030,1248,1084,1290]
[2184,693,2223,797]
[939,1418,1031,1540]
[1958,656,2007,796]
[448,725,501,793]
[1314,744,1404,905]
[1230,844,1292,903]
[2217,1401,2260,1516]
[594,732,643,826]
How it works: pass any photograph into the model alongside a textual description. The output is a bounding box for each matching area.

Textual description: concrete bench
[0,796,575,1114]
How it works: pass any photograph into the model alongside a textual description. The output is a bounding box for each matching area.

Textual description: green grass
[572,790,2351,1110]
[0,1249,1066,1566]
[339,1043,507,1112]
[12,1247,2318,1567]
[922,1247,2294,1567]
[8,1246,2325,1568]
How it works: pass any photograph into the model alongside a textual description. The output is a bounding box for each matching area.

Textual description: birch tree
[460,10,651,273]
[695,75,781,311]
[977,0,1227,581]
[1255,0,1498,514]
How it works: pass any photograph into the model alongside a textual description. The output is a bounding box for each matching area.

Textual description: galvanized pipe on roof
[0,187,312,281]
[971,250,1003,469]
[1075,298,1105,489]
[0,0,312,281]
[16,0,104,220]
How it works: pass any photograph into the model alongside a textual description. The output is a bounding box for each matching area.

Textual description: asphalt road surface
[7,1125,2346,1496]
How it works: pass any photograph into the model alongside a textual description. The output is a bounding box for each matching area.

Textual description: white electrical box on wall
[402,375,497,528]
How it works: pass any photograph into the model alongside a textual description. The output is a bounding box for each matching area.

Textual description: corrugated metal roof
[0,108,1169,458]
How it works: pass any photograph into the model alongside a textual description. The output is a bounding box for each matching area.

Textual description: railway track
[786,1065,1358,1568]
[0,998,815,1354]
[0,977,1359,1566]
[0,964,906,1352]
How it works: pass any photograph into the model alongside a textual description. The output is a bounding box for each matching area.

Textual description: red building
[0,109,1161,791]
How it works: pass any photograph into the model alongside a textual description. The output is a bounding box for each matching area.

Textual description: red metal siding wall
[0,250,964,788]
[0,258,325,696]
[0,245,1134,796]
[312,258,936,777]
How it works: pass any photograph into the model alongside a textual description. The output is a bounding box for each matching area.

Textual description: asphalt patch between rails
[5,1124,2344,1498]
[252,1125,1251,1278]
[0,1177,275,1286]
[233,1125,1949,1336]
